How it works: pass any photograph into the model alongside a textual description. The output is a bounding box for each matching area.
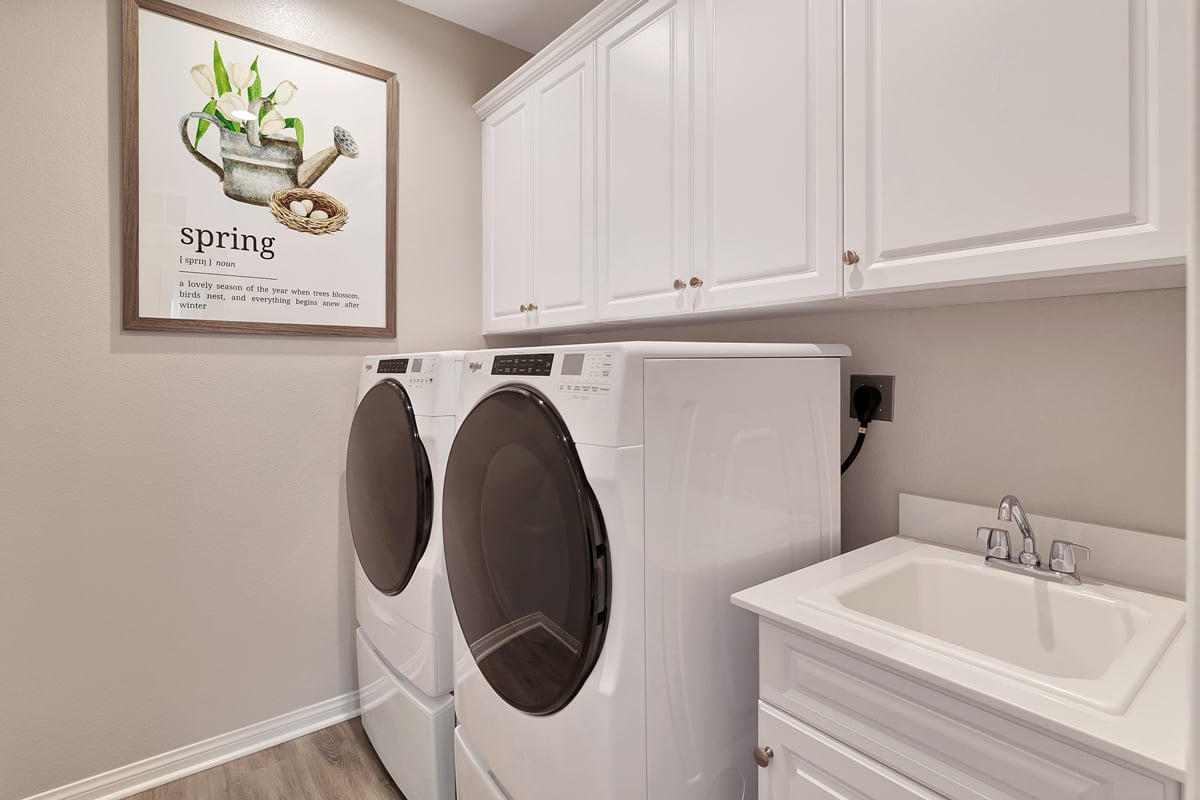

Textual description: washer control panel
[557,351,614,396]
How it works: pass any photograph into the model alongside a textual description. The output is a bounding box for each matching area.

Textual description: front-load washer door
[443,386,609,716]
[346,380,434,596]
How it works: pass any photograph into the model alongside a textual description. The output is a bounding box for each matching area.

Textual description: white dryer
[346,352,462,800]
[442,342,848,800]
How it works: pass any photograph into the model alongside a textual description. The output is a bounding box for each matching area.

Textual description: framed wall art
[122,0,397,336]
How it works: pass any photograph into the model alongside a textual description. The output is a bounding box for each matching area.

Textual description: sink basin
[797,545,1184,713]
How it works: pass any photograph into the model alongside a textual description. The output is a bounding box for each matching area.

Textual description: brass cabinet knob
[519,304,529,313]
[527,303,538,311]
[689,276,704,288]
[673,279,687,290]
[843,249,861,266]
[754,746,774,768]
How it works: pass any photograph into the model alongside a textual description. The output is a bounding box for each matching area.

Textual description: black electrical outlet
[849,375,895,422]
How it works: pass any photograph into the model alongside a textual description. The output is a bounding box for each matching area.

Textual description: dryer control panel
[377,358,409,374]
[492,353,555,376]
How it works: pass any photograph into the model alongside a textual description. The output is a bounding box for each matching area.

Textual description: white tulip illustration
[271,80,298,105]
[191,64,216,98]
[228,62,257,92]
[258,109,287,137]
[217,91,248,120]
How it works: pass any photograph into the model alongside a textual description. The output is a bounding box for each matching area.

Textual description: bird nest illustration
[269,188,348,235]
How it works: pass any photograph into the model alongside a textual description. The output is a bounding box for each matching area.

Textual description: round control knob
[754,746,774,768]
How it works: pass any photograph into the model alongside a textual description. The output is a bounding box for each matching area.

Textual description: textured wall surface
[545,288,1187,551]
[0,1,527,797]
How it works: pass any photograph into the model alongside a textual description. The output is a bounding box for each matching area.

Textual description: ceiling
[402,0,602,53]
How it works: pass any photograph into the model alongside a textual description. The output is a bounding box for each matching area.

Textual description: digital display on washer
[492,354,554,376]
[560,353,585,376]
[410,358,424,373]
[377,358,409,374]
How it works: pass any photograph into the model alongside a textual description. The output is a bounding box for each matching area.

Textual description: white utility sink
[797,544,1184,714]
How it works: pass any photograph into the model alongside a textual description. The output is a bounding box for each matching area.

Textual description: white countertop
[732,536,1188,782]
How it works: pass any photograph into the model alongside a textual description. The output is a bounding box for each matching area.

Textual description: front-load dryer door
[443,386,610,716]
[346,380,434,596]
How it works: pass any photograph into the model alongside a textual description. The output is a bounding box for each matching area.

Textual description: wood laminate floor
[127,719,405,800]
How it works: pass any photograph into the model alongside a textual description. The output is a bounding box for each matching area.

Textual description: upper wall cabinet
[475,0,1185,334]
[842,0,1187,297]
[595,0,693,321]
[482,91,532,333]
[483,48,596,332]
[691,0,841,311]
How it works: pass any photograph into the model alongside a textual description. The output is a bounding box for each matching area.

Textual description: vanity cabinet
[476,0,1186,333]
[841,0,1187,298]
[754,620,1181,800]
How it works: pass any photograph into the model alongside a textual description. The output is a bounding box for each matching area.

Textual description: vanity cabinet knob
[754,745,774,768]
[520,304,528,313]
[673,279,687,290]
[843,249,861,266]
[689,276,704,288]
[527,303,538,311]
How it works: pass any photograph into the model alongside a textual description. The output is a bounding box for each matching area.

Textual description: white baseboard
[22,690,362,800]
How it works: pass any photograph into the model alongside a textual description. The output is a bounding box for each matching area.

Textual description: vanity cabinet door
[595,0,693,321]
[842,0,1186,298]
[482,90,534,332]
[691,0,841,312]
[758,702,945,800]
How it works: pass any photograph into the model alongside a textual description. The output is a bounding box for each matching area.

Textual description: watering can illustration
[180,98,359,206]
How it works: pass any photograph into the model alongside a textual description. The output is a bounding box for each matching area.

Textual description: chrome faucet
[997,494,1038,566]
[976,494,1090,585]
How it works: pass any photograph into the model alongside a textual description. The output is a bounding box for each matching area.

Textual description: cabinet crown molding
[474,0,646,119]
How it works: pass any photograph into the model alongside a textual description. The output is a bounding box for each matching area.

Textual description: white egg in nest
[288,200,310,218]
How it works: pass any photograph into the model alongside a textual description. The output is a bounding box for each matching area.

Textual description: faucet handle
[1049,540,1090,576]
[977,527,1011,560]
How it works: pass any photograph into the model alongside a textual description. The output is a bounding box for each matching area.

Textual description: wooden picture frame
[122,0,397,336]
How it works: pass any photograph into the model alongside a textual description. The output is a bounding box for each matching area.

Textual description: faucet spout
[997,494,1039,567]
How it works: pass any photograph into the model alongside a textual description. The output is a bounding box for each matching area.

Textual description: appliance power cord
[841,385,884,474]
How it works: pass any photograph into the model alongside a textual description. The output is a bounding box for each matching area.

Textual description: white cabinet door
[483,90,533,332]
[692,0,841,311]
[530,46,596,328]
[596,0,693,321]
[843,0,1186,297]
[758,703,945,800]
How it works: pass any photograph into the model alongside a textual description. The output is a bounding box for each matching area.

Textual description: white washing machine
[442,342,848,800]
[346,352,462,800]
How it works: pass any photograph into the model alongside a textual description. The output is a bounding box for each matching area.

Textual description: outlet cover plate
[849,374,895,422]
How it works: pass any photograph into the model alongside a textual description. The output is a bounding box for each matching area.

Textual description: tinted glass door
[443,386,609,715]
[346,380,434,596]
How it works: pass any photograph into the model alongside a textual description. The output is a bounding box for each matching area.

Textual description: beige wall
[545,288,1187,551]
[0,1,527,797]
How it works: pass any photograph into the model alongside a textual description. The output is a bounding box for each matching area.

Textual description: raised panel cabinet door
[758,703,946,800]
[692,0,841,312]
[596,0,693,321]
[843,0,1186,297]
[531,46,596,328]
[483,90,534,333]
